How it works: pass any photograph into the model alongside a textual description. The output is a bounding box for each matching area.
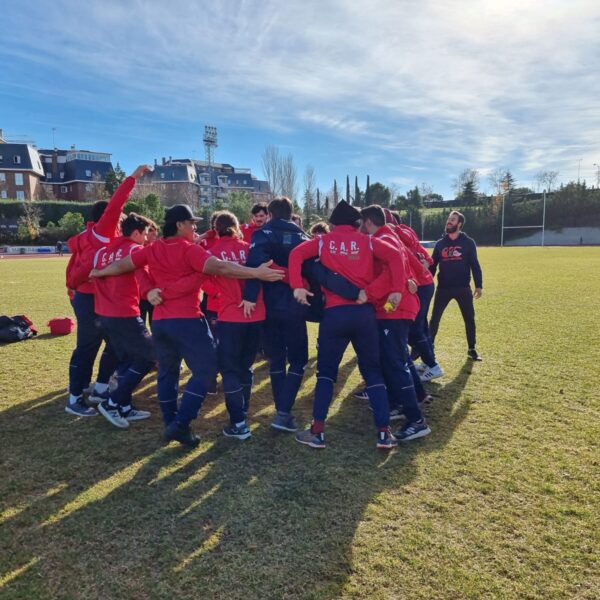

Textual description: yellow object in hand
[384,301,395,313]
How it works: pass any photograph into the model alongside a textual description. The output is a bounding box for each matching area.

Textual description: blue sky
[2,0,600,199]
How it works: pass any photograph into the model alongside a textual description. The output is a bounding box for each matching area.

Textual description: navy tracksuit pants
[151,318,217,427]
[430,286,476,349]
[378,319,423,423]
[69,292,118,396]
[263,316,308,414]
[217,321,262,424]
[408,283,437,367]
[98,316,155,408]
[314,304,389,429]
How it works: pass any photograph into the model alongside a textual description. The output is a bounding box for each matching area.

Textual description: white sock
[94,382,109,393]
[235,421,246,429]
[69,394,81,405]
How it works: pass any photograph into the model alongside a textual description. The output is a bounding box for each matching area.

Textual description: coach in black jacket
[243,197,311,432]
[429,210,483,361]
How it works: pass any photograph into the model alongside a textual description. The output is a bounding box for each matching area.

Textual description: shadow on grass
[0,358,472,599]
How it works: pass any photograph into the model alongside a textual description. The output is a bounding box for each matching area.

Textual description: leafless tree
[261,145,282,198]
[535,170,560,192]
[487,168,507,196]
[280,153,298,202]
[453,169,480,197]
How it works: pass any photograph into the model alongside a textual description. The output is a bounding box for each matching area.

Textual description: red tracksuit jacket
[288,225,406,309]
[92,237,155,318]
[367,225,420,321]
[66,176,136,293]
[203,236,266,323]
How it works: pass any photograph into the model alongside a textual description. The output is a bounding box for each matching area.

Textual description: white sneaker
[123,408,151,421]
[98,400,130,429]
[420,364,444,382]
[414,362,427,373]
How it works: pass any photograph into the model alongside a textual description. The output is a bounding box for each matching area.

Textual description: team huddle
[64,164,483,450]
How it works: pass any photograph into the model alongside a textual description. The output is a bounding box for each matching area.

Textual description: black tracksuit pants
[429,286,476,349]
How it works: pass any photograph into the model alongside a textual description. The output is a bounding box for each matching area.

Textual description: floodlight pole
[500,193,506,247]
[541,190,547,247]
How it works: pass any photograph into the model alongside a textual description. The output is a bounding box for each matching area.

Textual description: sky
[1,0,600,199]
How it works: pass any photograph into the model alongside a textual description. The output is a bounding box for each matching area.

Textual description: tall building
[0,137,45,201]
[0,128,114,202]
[38,147,114,201]
[137,157,270,209]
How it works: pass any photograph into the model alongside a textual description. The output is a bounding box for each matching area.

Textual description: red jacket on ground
[367,225,420,321]
[92,237,154,318]
[203,236,266,323]
[130,237,211,320]
[288,225,406,310]
[66,176,136,293]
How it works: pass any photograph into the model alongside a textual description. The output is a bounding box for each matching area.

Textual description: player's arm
[288,239,320,305]
[302,259,361,300]
[429,243,440,277]
[242,231,272,302]
[201,255,283,282]
[469,239,483,298]
[90,253,137,277]
[370,237,406,292]
[93,165,151,239]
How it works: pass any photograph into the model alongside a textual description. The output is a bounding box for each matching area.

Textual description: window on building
[0,155,3,162]
[61,185,68,193]
[0,190,7,199]
[160,173,165,179]
[60,172,65,179]
[85,169,92,177]
[0,173,5,182]
[16,191,25,200]
[85,184,93,192]
[14,155,21,164]
[15,173,24,186]
[46,172,52,180]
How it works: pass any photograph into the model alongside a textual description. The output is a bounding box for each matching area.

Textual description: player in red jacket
[64,164,151,417]
[384,210,441,382]
[91,204,284,449]
[361,206,431,441]
[288,200,405,450]
[92,213,158,429]
[206,211,267,439]
[240,202,268,243]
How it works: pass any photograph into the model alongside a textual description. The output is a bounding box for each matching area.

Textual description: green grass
[1,249,599,600]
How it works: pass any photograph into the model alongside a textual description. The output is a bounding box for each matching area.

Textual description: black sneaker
[376,427,398,449]
[468,348,483,361]
[223,423,252,440]
[295,427,326,449]
[394,420,431,442]
[165,421,200,448]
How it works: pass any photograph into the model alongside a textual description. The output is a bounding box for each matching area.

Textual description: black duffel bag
[0,315,38,343]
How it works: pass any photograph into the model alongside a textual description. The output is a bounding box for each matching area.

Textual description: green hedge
[0,200,94,226]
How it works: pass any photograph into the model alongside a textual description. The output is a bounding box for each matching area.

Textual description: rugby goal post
[500,191,547,247]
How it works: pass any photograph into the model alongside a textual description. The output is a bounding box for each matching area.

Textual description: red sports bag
[48,317,75,335]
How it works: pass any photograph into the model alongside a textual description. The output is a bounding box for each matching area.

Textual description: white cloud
[2,0,600,189]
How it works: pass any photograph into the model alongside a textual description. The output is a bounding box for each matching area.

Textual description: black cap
[329,200,361,227]
[164,204,201,224]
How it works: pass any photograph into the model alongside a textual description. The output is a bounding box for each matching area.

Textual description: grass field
[1,248,599,600]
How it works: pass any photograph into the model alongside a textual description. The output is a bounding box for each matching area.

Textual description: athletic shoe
[376,428,398,449]
[270,411,298,432]
[164,421,200,448]
[420,363,444,382]
[414,362,427,373]
[468,348,483,361]
[223,423,252,440]
[64,397,97,417]
[389,408,405,421]
[122,407,151,421]
[353,389,369,400]
[98,400,130,429]
[207,380,218,395]
[295,428,326,449]
[88,389,110,405]
[419,394,434,406]
[394,420,431,442]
